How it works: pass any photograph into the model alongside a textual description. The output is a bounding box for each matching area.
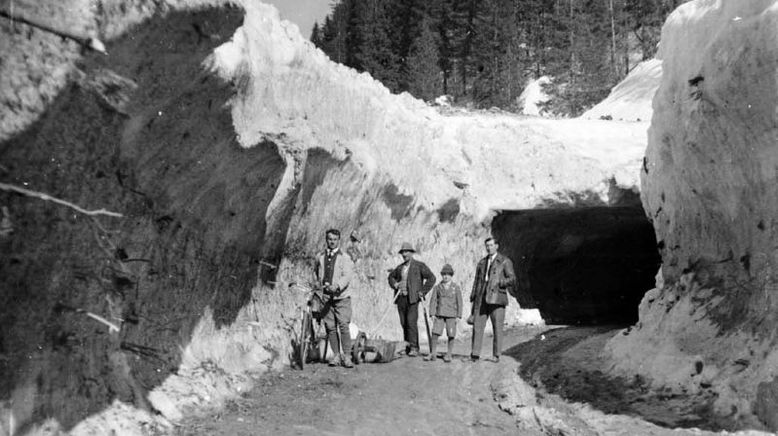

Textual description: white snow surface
[516,76,551,116]
[210,2,649,220]
[581,59,662,122]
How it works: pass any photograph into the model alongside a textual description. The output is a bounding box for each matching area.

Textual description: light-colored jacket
[314,249,355,299]
[429,282,463,318]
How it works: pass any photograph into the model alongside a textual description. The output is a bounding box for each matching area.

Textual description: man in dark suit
[388,242,436,356]
[469,237,516,362]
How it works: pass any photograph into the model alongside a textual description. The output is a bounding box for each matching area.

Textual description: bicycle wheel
[298,309,313,369]
[351,331,367,365]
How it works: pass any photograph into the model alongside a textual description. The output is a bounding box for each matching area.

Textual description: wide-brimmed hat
[398,242,415,253]
[440,264,454,275]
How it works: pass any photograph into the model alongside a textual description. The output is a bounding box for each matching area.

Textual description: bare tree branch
[0,182,123,217]
[0,8,106,53]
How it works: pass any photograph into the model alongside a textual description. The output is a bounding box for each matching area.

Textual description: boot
[444,338,454,362]
[328,353,342,367]
[424,334,439,361]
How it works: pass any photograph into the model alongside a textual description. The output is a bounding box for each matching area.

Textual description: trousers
[396,295,419,352]
[322,296,352,356]
[470,302,505,358]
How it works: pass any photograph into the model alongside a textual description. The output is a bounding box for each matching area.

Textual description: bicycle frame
[290,283,328,368]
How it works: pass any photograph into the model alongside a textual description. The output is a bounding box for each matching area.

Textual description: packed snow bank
[606,0,778,430]
[0,0,233,143]
[517,76,551,116]
[0,3,289,434]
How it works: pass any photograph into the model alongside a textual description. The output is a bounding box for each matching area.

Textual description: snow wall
[606,0,778,430]
[1,0,652,432]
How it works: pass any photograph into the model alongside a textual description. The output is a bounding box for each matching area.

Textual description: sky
[265,0,332,40]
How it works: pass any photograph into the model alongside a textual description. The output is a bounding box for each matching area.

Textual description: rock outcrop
[606,0,778,430]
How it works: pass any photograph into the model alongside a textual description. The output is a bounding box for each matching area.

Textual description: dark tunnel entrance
[492,206,661,325]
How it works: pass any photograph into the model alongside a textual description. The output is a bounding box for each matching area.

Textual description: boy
[424,264,462,362]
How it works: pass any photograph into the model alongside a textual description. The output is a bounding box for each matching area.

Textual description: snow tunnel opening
[492,205,661,326]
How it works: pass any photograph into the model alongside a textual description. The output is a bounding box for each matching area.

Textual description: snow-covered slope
[606,0,778,429]
[581,59,662,122]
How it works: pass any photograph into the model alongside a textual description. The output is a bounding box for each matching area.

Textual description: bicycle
[290,283,328,369]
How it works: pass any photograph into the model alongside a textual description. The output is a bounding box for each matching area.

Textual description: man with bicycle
[315,228,356,368]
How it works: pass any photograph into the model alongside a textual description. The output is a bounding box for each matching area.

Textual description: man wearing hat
[387,242,436,356]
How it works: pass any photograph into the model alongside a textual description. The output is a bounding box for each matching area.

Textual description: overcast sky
[266,0,332,40]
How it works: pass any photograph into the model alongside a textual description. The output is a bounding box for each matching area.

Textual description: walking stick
[421,295,433,355]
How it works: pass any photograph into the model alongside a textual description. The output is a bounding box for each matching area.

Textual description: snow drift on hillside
[581,59,662,122]
[517,76,551,116]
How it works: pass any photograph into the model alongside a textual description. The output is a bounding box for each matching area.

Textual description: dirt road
[176,327,770,436]
[177,328,544,435]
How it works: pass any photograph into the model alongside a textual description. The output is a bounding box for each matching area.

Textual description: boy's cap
[441,264,454,275]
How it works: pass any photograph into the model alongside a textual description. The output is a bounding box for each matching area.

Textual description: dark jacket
[388,259,436,304]
[429,282,463,318]
[470,253,515,307]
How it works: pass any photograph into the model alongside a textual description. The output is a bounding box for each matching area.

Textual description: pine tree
[456,0,480,101]
[318,15,336,57]
[313,0,684,113]
[431,0,457,95]
[406,17,442,101]
[310,21,322,47]
[353,0,402,91]
[322,0,356,66]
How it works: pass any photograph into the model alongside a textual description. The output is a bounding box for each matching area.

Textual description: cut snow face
[607,0,778,430]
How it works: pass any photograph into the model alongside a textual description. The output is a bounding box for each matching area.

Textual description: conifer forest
[311,0,684,115]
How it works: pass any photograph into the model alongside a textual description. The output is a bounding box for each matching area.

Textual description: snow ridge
[210,2,649,220]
